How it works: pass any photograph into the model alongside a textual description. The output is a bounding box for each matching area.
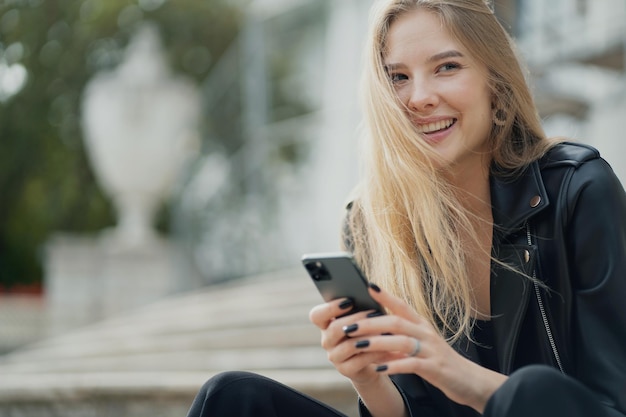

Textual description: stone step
[0,269,359,416]
[2,323,320,361]
[0,295,45,354]
[0,346,330,373]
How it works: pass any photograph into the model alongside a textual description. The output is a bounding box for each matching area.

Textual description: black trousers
[186,365,613,417]
[186,371,347,417]
[485,365,616,417]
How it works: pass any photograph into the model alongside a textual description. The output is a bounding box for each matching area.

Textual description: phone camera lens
[305,262,318,273]
[305,261,329,281]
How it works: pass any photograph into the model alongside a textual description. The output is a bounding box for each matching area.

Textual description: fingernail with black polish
[343,323,358,334]
[376,365,388,372]
[369,283,381,292]
[339,298,354,310]
[355,340,370,348]
[367,311,383,318]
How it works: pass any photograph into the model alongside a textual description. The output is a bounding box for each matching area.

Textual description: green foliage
[0,0,241,288]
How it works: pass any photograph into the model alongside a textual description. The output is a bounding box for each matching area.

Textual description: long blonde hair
[346,0,555,343]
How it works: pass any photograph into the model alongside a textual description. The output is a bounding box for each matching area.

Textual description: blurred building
[499,0,626,180]
[176,0,371,283]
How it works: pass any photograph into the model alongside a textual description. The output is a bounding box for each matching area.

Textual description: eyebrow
[427,50,465,63]
[384,49,465,71]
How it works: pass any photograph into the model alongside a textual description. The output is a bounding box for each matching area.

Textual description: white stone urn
[81,22,200,247]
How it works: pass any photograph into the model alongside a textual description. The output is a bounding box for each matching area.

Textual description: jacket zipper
[526,222,565,373]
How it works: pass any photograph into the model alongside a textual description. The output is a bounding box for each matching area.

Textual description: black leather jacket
[354,142,626,417]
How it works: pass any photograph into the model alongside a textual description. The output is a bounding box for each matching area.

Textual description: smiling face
[384,8,493,173]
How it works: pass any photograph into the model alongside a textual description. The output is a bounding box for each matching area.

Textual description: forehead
[384,9,464,60]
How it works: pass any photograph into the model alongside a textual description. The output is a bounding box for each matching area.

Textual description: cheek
[394,86,410,106]
[459,86,492,121]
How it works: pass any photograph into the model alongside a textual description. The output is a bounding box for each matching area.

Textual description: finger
[322,310,381,351]
[374,356,424,375]
[351,334,423,358]
[344,310,432,343]
[328,338,394,370]
[330,349,391,384]
[368,283,425,322]
[309,298,354,329]
[339,310,385,337]
[329,333,418,373]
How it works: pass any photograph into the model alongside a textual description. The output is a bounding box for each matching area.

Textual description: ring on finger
[409,338,421,357]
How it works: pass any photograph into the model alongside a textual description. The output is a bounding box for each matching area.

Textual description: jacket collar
[490,159,550,234]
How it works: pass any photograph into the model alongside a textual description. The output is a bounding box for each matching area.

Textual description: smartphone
[301,251,384,315]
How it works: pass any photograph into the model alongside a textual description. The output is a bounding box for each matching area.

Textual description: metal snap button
[530,195,541,208]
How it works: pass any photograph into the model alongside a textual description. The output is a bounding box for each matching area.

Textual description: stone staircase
[0,269,358,416]
[0,294,44,355]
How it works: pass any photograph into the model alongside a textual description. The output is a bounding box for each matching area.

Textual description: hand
[309,296,408,417]
[308,298,392,386]
[329,284,507,414]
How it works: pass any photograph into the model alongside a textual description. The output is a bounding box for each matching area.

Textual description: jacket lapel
[491,245,536,374]
[489,160,548,374]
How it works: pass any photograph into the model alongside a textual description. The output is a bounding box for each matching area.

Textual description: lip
[414,117,457,144]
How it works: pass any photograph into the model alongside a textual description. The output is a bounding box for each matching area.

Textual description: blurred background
[0,0,624,415]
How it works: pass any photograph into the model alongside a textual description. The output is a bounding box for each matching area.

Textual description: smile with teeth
[416,118,456,134]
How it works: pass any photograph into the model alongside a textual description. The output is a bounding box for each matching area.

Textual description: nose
[405,79,438,113]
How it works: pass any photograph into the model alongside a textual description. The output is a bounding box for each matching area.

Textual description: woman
[187,1,626,416]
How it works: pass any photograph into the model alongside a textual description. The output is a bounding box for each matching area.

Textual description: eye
[437,62,462,73]
[389,72,409,84]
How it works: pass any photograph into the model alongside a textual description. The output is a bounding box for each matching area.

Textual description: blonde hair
[346,0,556,343]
